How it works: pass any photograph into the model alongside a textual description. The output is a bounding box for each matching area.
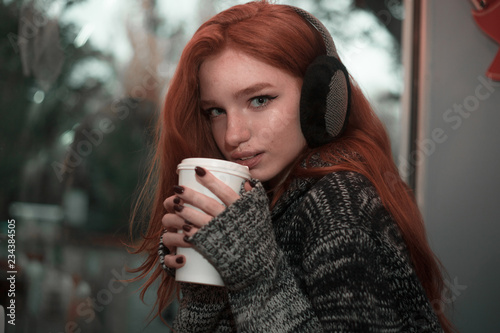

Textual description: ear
[300,55,351,148]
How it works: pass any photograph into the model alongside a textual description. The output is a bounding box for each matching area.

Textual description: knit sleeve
[187,182,324,332]
[298,172,442,332]
[173,283,236,333]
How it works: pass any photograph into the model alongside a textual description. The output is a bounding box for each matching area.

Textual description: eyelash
[249,95,278,109]
[202,95,278,119]
[203,108,224,119]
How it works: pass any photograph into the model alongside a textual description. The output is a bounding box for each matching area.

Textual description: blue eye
[250,95,277,108]
[203,108,225,119]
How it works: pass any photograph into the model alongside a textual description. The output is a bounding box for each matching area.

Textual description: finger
[243,179,257,192]
[163,254,186,269]
[163,195,183,212]
[162,230,192,248]
[163,228,177,254]
[173,185,226,218]
[173,204,213,228]
[181,221,200,237]
[193,166,241,206]
[162,212,186,230]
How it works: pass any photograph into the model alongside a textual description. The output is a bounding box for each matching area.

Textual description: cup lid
[177,158,250,179]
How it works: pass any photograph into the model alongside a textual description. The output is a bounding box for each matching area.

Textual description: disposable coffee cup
[175,158,251,286]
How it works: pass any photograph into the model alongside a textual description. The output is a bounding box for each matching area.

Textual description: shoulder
[301,171,384,225]
[312,171,377,198]
[297,171,405,250]
[298,171,410,262]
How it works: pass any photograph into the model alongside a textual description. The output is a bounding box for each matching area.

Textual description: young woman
[130,1,454,331]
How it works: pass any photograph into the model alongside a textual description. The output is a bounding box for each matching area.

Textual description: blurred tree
[310,0,403,53]
[0,0,157,236]
[354,0,404,42]
[0,1,39,219]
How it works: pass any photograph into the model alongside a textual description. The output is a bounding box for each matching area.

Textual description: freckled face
[199,48,307,186]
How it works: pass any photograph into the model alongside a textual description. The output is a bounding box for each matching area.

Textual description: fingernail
[173,185,184,194]
[183,235,191,243]
[173,196,181,204]
[176,256,184,264]
[195,166,206,177]
[174,204,184,212]
[184,220,193,225]
[182,224,192,232]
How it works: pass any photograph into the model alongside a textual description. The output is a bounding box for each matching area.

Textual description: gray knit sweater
[173,171,442,332]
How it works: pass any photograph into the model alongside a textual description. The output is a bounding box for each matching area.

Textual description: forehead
[200,49,279,78]
[199,48,299,96]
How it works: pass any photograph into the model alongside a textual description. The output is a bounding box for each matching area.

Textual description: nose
[224,111,251,148]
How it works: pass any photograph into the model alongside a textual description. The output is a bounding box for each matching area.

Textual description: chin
[249,170,271,183]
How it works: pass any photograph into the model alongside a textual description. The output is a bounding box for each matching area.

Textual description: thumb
[244,179,258,192]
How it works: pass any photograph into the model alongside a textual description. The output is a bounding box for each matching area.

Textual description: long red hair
[129,1,454,331]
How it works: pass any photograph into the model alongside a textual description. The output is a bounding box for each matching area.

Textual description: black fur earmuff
[290,6,351,148]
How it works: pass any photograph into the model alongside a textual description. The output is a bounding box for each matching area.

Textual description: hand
[161,166,254,270]
[159,194,192,270]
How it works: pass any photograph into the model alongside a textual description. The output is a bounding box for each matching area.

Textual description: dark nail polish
[173,196,181,205]
[176,256,184,264]
[174,204,184,212]
[195,166,206,177]
[183,235,191,243]
[182,224,192,232]
[184,220,193,225]
[173,185,184,194]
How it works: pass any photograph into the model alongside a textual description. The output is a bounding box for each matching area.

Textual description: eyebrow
[234,82,274,99]
[200,82,275,109]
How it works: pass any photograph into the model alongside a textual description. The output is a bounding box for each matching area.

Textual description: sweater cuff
[175,283,233,333]
[189,182,279,291]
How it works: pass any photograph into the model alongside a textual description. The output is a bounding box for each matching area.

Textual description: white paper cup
[175,158,251,286]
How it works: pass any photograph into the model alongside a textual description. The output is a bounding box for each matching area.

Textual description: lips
[239,155,256,161]
[231,152,263,168]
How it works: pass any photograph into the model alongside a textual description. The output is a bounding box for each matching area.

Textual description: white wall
[416,0,500,331]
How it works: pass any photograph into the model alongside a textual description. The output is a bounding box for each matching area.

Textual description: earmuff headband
[287,5,352,148]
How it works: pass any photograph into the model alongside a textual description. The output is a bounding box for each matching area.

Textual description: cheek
[263,108,302,142]
[211,122,227,151]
